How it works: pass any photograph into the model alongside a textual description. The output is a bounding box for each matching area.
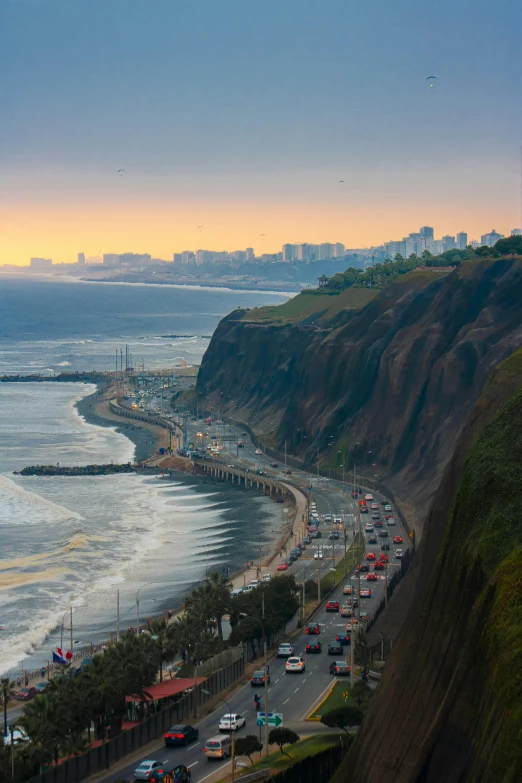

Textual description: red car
[393,536,403,544]
[373,561,385,571]
[325,601,339,612]
[366,552,376,561]
[306,623,320,635]
[277,561,289,571]
[305,640,322,653]
[366,573,378,581]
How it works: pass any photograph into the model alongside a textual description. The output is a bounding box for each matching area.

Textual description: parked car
[164,725,199,747]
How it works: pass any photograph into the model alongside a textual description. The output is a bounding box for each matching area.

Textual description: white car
[218,713,246,732]
[395,548,404,558]
[255,449,262,455]
[277,642,295,658]
[285,656,306,673]
[134,761,164,781]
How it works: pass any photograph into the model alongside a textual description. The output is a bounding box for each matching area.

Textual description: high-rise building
[442,235,456,252]
[456,232,468,249]
[77,252,86,265]
[511,228,522,236]
[245,247,255,261]
[282,243,298,262]
[480,229,504,247]
[30,257,53,268]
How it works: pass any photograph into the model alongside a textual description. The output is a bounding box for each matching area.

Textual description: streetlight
[201,690,236,782]
[239,612,268,757]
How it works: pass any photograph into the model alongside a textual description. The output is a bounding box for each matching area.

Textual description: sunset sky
[2,0,521,265]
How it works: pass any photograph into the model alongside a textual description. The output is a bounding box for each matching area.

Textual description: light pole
[201,690,235,782]
[240,612,268,757]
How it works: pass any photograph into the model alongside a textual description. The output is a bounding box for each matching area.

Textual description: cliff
[197,257,522,533]
[338,347,522,782]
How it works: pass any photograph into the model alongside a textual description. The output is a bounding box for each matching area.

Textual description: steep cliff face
[338,348,522,783]
[197,258,522,531]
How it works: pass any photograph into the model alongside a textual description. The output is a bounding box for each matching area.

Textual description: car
[360,588,372,598]
[366,552,376,561]
[368,535,377,544]
[313,551,323,560]
[393,536,403,544]
[277,642,295,658]
[366,573,378,581]
[255,449,262,455]
[341,604,353,617]
[384,504,392,512]
[270,462,278,468]
[305,640,322,653]
[358,563,370,572]
[360,506,369,513]
[335,632,351,645]
[396,548,404,558]
[325,601,339,612]
[330,660,351,676]
[218,714,246,732]
[365,494,374,501]
[343,584,354,595]
[379,530,389,538]
[34,681,48,694]
[16,686,36,701]
[250,670,270,686]
[164,725,199,747]
[262,573,272,582]
[306,623,320,635]
[285,656,306,673]
[373,561,385,570]
[277,561,289,571]
[328,641,343,655]
[134,761,164,780]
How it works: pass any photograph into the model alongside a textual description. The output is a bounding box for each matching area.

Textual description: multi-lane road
[94,413,409,783]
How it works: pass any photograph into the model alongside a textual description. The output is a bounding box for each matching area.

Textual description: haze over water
[0,279,290,676]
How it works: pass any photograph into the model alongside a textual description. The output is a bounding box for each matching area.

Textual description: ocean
[0,278,291,677]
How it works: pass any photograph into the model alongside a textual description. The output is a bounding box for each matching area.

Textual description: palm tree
[1,678,16,739]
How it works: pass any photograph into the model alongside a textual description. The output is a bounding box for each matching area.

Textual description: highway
[94,413,409,782]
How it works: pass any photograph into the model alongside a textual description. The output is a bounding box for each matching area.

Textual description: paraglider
[426,76,438,88]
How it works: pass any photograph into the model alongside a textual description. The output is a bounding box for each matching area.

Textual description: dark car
[164,725,199,747]
[329,661,351,676]
[305,640,322,654]
[250,670,270,686]
[305,623,320,635]
[335,632,351,645]
[328,641,343,655]
[325,601,339,612]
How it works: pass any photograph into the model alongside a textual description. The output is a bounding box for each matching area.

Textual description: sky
[1,0,522,265]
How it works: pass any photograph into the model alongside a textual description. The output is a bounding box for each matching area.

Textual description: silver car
[134,761,164,780]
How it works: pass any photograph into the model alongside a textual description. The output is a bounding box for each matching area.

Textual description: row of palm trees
[1,572,300,782]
